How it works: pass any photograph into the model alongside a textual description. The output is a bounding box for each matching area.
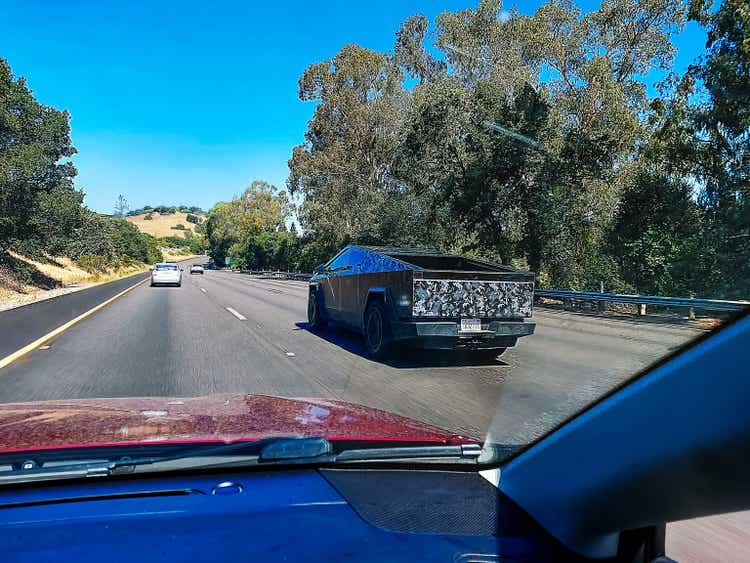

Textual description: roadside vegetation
[204,181,317,271]
[206,0,749,301]
[0,57,206,302]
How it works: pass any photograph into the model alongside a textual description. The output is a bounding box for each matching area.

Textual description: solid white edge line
[225,307,247,321]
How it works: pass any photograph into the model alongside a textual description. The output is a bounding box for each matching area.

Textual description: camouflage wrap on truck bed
[412,280,534,318]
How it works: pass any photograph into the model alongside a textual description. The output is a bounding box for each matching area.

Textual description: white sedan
[190,264,204,274]
[150,263,182,287]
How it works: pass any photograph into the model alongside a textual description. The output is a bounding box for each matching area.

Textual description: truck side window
[327,250,350,271]
[345,247,366,272]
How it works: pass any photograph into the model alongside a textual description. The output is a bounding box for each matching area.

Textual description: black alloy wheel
[364,301,393,360]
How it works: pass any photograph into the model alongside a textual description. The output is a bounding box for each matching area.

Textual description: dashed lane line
[225,307,247,321]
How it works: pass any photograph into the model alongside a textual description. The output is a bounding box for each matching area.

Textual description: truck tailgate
[412,278,534,318]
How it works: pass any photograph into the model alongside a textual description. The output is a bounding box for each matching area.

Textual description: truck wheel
[308,292,327,329]
[469,348,506,363]
[364,301,393,360]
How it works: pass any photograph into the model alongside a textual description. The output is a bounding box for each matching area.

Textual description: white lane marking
[226,307,247,321]
[200,287,207,293]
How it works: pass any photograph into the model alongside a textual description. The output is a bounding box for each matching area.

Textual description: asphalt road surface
[0,256,705,445]
[0,270,149,359]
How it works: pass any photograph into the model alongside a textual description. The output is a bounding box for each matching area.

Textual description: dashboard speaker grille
[320,469,501,536]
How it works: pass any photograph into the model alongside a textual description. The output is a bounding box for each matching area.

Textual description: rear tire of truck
[364,301,393,360]
[308,292,327,330]
[468,348,506,364]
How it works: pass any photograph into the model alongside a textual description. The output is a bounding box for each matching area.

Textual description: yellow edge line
[0,276,150,370]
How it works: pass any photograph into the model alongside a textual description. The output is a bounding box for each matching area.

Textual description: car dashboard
[0,467,587,562]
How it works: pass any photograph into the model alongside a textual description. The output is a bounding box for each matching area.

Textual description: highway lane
[0,270,150,359]
[0,258,705,444]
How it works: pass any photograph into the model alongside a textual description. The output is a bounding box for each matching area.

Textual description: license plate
[460,318,482,332]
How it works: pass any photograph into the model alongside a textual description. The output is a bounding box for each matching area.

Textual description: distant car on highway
[190,264,204,275]
[308,246,535,360]
[150,263,182,287]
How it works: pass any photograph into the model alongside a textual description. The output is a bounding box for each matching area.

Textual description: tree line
[205,181,325,272]
[260,0,745,300]
[126,205,205,217]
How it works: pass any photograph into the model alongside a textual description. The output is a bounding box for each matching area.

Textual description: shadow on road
[294,322,508,369]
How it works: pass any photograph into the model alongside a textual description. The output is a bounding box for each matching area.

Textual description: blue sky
[2,0,707,213]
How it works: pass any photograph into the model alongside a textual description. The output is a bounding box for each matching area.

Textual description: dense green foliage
[63,214,163,266]
[205,181,297,268]
[159,233,206,255]
[276,0,749,298]
[126,205,204,216]
[0,57,78,254]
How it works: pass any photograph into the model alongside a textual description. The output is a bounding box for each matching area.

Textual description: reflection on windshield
[0,0,747,468]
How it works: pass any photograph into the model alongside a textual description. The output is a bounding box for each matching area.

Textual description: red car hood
[0,394,475,454]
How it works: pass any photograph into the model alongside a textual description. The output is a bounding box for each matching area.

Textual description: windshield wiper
[0,438,484,486]
[336,443,481,462]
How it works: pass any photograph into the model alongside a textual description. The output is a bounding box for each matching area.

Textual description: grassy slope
[0,251,149,309]
[126,212,202,238]
[0,212,205,307]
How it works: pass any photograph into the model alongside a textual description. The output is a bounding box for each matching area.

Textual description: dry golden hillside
[126,212,203,238]
[0,251,149,311]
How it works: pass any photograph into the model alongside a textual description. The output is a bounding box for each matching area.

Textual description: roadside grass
[0,250,150,310]
[127,212,202,238]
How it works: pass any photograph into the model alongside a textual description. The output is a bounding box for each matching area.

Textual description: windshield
[1,0,747,473]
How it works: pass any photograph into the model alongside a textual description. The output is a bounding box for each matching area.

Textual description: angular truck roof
[356,245,524,274]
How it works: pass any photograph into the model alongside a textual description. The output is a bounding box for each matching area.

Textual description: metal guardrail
[233,269,748,313]
[238,270,312,281]
[535,289,749,313]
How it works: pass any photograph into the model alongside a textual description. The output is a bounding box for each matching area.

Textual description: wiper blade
[0,437,331,486]
[0,440,484,486]
[336,443,482,462]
